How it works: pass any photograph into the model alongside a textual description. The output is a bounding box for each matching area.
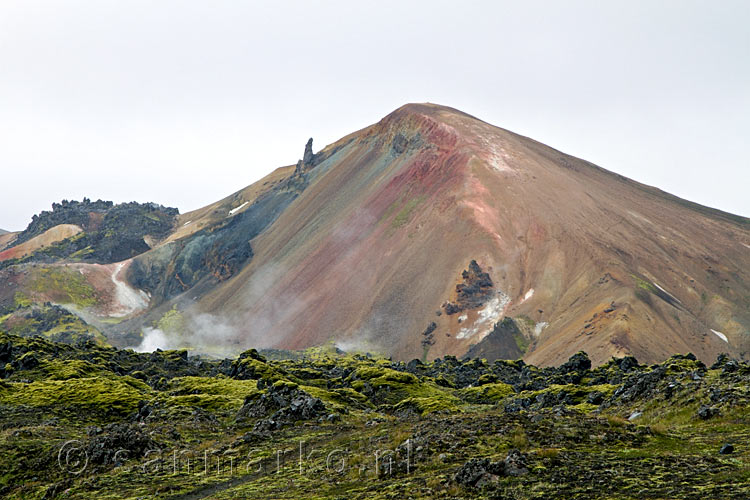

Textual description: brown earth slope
[0,231,17,251]
[0,224,82,261]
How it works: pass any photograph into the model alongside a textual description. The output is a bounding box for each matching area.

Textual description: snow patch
[182,220,192,226]
[458,314,468,322]
[456,291,511,341]
[456,328,471,340]
[711,329,728,343]
[534,321,548,337]
[110,262,150,317]
[519,288,534,304]
[229,202,248,216]
[653,281,682,304]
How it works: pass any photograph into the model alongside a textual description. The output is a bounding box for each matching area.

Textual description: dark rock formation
[443,302,461,315]
[503,448,529,476]
[453,458,504,488]
[697,405,719,420]
[457,260,494,307]
[16,198,114,245]
[454,449,528,488]
[86,423,157,466]
[128,188,296,305]
[6,199,179,265]
[392,133,408,154]
[303,138,314,165]
[443,260,494,315]
[560,351,592,373]
[421,321,437,348]
[236,382,327,430]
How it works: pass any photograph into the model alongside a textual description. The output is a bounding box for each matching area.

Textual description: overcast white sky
[1,0,748,231]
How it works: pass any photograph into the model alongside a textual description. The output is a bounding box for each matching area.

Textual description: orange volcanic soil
[0,224,82,261]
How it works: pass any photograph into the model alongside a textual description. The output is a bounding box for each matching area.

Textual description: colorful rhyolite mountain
[1,104,748,366]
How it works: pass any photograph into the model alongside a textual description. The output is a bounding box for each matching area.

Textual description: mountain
[1,103,748,366]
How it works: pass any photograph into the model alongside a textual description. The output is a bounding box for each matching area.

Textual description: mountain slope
[0,224,82,261]
[0,230,17,252]
[187,103,750,365]
[2,103,748,366]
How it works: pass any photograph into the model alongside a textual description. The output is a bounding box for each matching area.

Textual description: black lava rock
[503,448,529,477]
[454,458,504,488]
[86,423,157,466]
[697,405,719,420]
[719,444,734,455]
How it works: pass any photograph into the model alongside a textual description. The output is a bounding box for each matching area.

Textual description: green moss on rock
[354,366,418,385]
[165,375,259,411]
[0,376,149,416]
[42,359,103,380]
[459,382,515,404]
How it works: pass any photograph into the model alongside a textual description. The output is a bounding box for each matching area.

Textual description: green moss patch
[13,292,32,309]
[459,382,515,404]
[42,359,104,380]
[29,266,97,307]
[303,385,373,411]
[353,366,418,385]
[165,375,259,411]
[383,194,427,232]
[0,376,149,416]
[155,306,186,333]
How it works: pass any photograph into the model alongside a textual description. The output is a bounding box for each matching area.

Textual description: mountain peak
[361,102,499,163]
[378,102,487,133]
[391,102,480,119]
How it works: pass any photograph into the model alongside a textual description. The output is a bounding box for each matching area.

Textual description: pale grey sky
[1,0,748,231]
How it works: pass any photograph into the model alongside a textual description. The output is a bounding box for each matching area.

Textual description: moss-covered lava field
[1,333,749,499]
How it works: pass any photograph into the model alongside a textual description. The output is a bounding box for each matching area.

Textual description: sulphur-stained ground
[1,333,749,499]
